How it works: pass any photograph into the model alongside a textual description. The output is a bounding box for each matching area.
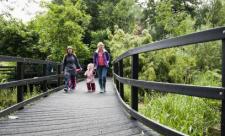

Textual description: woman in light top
[93,42,110,93]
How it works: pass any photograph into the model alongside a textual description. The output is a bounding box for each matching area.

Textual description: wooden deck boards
[0,79,159,136]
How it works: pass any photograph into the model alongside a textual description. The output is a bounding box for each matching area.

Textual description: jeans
[96,66,108,90]
[64,69,76,90]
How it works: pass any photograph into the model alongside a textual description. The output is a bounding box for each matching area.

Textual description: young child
[84,63,96,92]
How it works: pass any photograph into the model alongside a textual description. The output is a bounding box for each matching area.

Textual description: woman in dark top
[63,46,82,92]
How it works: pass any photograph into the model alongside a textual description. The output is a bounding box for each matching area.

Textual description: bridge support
[131,54,138,111]
[222,39,225,136]
[119,60,124,100]
[16,62,24,106]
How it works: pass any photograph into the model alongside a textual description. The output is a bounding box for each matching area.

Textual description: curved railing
[0,55,64,117]
[113,27,225,136]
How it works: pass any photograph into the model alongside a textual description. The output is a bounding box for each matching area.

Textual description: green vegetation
[0,87,40,111]
[139,93,220,136]
[0,0,225,135]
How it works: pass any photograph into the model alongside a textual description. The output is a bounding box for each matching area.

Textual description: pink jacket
[84,64,95,83]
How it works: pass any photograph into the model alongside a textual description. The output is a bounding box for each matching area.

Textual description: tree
[209,0,225,27]
[112,0,142,32]
[0,16,40,58]
[29,0,91,61]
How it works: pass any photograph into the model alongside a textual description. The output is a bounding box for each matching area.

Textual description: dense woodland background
[1,0,225,135]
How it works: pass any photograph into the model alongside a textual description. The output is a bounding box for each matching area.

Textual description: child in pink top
[84,63,96,92]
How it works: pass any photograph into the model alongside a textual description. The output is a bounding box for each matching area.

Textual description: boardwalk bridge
[0,27,225,136]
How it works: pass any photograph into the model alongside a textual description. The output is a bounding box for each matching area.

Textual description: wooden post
[57,64,61,86]
[42,63,47,95]
[131,54,138,111]
[113,63,117,85]
[16,62,24,104]
[119,60,124,100]
[221,39,225,136]
[115,63,119,90]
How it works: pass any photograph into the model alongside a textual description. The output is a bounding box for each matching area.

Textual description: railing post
[113,63,116,85]
[42,63,47,94]
[113,63,115,83]
[131,54,138,111]
[221,39,225,136]
[113,62,119,89]
[57,64,61,86]
[16,62,24,104]
[119,60,124,100]
[116,63,120,90]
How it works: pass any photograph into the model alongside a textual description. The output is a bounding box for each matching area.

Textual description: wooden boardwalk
[0,79,159,136]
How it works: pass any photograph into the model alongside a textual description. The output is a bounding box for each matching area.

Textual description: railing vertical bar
[57,64,61,86]
[16,62,24,104]
[119,60,124,100]
[115,63,119,90]
[221,39,225,136]
[131,54,139,111]
[42,64,48,97]
[113,63,116,84]
[43,64,47,92]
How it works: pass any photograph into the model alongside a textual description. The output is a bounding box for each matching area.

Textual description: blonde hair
[97,42,105,48]
[87,63,94,69]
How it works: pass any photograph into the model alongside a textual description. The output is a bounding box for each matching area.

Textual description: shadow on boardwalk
[0,78,159,136]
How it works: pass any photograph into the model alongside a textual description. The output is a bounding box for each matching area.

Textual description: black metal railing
[0,55,64,117]
[113,27,225,136]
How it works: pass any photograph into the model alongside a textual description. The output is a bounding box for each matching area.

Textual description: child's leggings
[87,83,95,91]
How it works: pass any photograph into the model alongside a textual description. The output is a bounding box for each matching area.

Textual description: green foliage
[0,86,41,111]
[193,69,221,87]
[0,16,40,58]
[140,94,221,136]
[112,0,142,32]
[208,0,225,27]
[0,89,17,111]
[29,0,91,61]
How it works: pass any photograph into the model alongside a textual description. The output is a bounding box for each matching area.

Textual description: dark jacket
[63,54,81,72]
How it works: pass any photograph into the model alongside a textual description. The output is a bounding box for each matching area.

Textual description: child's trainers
[64,88,68,92]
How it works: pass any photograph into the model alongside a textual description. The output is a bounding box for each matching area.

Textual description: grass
[0,88,17,110]
[0,86,41,111]
[122,86,221,136]
[139,93,220,136]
